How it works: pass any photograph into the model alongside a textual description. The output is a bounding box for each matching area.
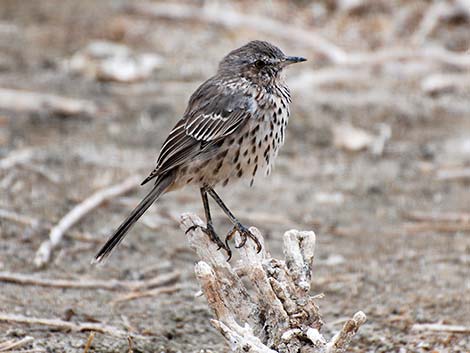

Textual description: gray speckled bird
[94,40,306,263]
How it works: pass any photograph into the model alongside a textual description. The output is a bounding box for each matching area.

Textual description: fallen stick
[0,148,35,170]
[0,270,180,291]
[404,211,470,224]
[0,88,98,116]
[0,208,40,227]
[0,313,144,339]
[127,2,470,68]
[0,336,34,352]
[436,168,470,181]
[34,175,141,268]
[126,2,347,63]
[411,323,470,334]
[0,208,101,244]
[112,284,183,304]
[404,222,470,234]
[82,332,95,353]
[421,72,470,94]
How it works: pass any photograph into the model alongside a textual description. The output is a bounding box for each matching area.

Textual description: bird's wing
[141,78,255,185]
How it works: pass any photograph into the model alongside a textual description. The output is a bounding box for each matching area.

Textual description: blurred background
[0,1,469,352]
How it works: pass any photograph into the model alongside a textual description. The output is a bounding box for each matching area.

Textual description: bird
[93,40,306,263]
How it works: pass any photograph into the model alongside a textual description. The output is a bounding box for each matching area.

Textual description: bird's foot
[225,222,262,257]
[186,224,232,259]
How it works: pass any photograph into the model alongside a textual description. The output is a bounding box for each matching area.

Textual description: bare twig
[404,222,470,234]
[412,323,470,334]
[0,208,40,227]
[0,336,34,352]
[0,208,101,244]
[0,313,144,339]
[404,211,470,224]
[0,149,35,170]
[0,270,180,291]
[34,175,141,268]
[82,332,95,353]
[421,72,470,94]
[126,2,346,63]
[0,88,98,116]
[112,283,183,304]
[412,2,456,44]
[325,311,367,353]
[436,168,470,181]
[181,213,366,352]
[128,2,470,68]
[127,336,134,353]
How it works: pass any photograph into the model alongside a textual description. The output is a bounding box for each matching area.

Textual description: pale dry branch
[412,2,456,44]
[436,168,470,181]
[0,88,98,116]
[421,73,470,94]
[34,175,141,268]
[126,2,347,63]
[82,332,95,353]
[411,323,470,334]
[0,336,34,352]
[0,208,40,227]
[181,213,366,352]
[112,283,183,304]
[128,3,470,69]
[404,222,470,234]
[0,208,101,244]
[325,311,367,353]
[0,313,144,339]
[0,270,180,291]
[405,211,470,223]
[0,149,35,170]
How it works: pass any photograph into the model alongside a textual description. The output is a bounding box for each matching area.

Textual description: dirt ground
[1,1,469,352]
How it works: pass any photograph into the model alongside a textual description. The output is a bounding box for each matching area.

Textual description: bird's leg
[206,187,262,254]
[186,187,231,258]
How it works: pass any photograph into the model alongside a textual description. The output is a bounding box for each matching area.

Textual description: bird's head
[218,40,306,86]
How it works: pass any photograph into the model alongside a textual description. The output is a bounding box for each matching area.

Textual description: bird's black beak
[284,56,307,65]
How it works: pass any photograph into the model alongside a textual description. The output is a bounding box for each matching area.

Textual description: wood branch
[0,270,180,291]
[0,148,35,170]
[0,336,34,352]
[305,89,470,116]
[181,213,366,352]
[0,208,41,227]
[34,175,141,268]
[421,73,470,94]
[0,208,102,244]
[411,323,470,334]
[404,211,470,224]
[82,332,95,353]
[0,88,98,116]
[436,168,470,181]
[126,2,346,63]
[404,222,470,234]
[0,313,144,339]
[412,2,456,44]
[112,284,183,304]
[127,3,470,69]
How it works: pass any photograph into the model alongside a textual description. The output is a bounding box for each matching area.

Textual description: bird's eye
[254,60,266,69]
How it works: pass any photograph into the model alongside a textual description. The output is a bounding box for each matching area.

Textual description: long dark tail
[93,173,175,263]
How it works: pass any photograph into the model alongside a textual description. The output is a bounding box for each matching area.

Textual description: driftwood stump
[181,213,366,353]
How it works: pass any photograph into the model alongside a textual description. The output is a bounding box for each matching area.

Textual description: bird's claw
[226,223,262,254]
[186,224,232,257]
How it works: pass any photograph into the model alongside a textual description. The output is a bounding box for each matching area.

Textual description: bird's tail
[93,172,175,264]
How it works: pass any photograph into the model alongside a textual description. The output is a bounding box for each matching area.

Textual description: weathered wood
[181,213,366,352]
